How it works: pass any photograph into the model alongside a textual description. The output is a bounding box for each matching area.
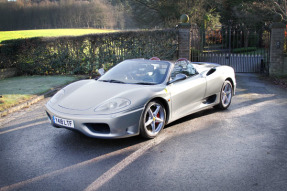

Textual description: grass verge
[0,75,82,112]
[0,29,117,43]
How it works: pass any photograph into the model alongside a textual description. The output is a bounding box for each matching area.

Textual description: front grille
[85,123,110,134]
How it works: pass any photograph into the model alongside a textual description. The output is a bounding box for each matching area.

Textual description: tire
[140,101,166,139]
[216,80,233,110]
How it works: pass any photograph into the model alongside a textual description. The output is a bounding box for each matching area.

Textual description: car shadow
[165,107,218,129]
[51,126,149,158]
[51,107,229,158]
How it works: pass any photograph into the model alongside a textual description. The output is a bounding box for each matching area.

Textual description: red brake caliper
[155,113,160,124]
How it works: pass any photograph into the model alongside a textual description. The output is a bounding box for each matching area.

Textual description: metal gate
[190,26,270,73]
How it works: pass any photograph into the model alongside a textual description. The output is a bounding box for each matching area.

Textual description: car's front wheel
[216,80,233,109]
[140,101,166,139]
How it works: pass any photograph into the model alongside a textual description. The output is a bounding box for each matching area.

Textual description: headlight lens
[49,89,65,104]
[94,98,131,113]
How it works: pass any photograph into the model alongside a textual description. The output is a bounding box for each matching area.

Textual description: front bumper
[45,104,144,139]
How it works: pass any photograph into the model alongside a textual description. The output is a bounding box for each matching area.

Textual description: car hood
[49,79,165,115]
[58,80,130,111]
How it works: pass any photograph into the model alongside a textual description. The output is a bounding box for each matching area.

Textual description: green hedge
[0,29,178,75]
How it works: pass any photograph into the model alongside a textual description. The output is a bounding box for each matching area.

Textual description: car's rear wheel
[216,80,233,109]
[140,101,166,139]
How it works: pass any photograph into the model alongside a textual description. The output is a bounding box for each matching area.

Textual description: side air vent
[203,95,217,104]
[206,68,216,76]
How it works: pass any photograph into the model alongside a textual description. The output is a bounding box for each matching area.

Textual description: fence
[191,26,270,73]
[0,29,178,75]
[197,53,266,73]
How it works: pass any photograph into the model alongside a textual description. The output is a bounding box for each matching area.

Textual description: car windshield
[98,60,170,85]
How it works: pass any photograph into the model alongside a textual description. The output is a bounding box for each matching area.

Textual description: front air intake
[85,123,110,134]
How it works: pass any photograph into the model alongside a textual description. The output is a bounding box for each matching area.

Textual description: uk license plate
[53,116,74,128]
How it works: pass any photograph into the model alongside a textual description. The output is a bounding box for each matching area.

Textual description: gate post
[269,20,285,76]
[178,14,191,60]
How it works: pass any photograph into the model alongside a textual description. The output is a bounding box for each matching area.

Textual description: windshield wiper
[134,82,156,85]
[99,79,126,84]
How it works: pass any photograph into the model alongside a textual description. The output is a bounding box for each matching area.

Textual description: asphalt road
[0,73,286,191]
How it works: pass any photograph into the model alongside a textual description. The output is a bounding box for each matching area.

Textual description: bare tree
[0,0,122,31]
[127,0,218,28]
[268,0,287,21]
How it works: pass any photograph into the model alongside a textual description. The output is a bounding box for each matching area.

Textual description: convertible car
[45,58,236,139]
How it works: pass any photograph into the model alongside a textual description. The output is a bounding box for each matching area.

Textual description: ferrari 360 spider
[45,58,236,139]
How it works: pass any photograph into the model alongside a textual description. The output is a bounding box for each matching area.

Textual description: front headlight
[49,89,65,104]
[94,98,131,113]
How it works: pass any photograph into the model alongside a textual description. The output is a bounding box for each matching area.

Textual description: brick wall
[270,23,285,76]
[178,24,192,60]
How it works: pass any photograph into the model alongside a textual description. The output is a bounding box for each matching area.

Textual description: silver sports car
[45,58,236,139]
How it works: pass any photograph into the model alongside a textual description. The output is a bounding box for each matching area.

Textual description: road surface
[0,73,286,191]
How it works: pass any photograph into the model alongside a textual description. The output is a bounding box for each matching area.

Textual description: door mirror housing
[168,73,187,84]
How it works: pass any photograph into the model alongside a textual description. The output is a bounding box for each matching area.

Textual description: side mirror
[168,73,187,84]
